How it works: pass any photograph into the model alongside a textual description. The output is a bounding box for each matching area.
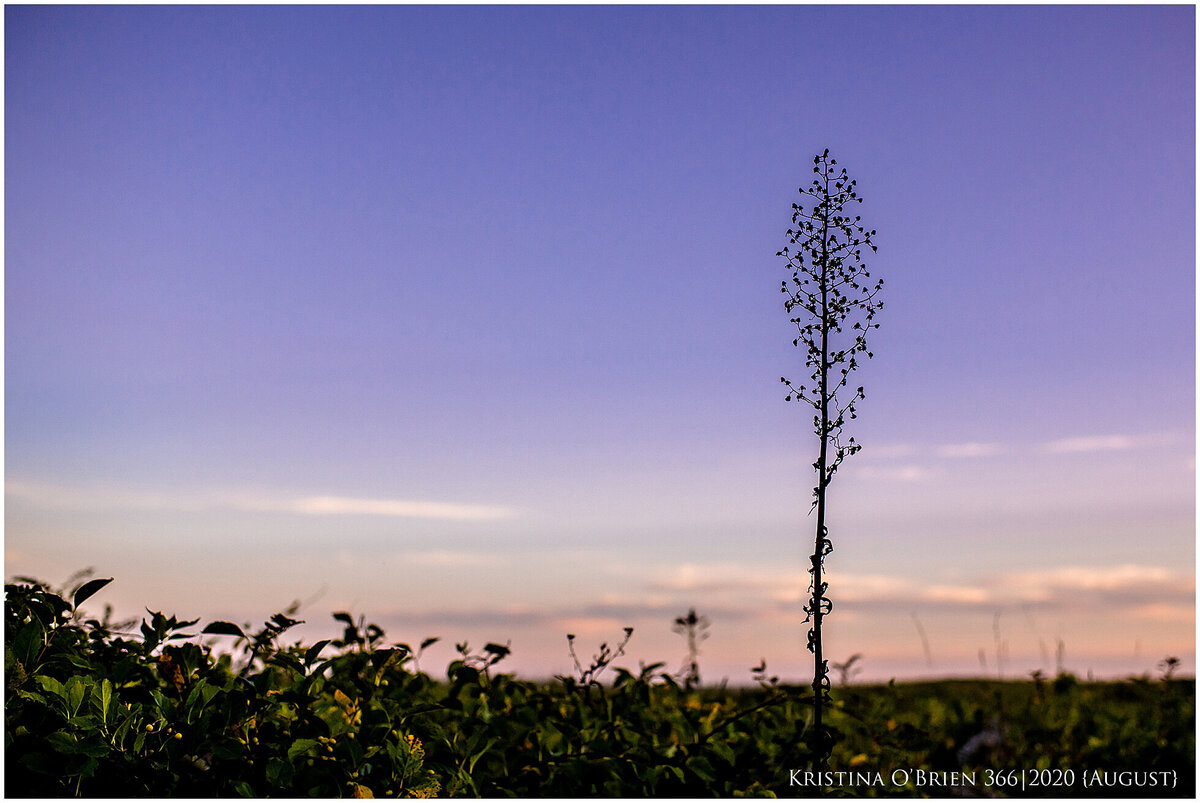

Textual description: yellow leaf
[351,782,374,798]
[849,753,869,767]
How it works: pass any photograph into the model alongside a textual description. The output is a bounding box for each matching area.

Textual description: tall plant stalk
[778,149,882,771]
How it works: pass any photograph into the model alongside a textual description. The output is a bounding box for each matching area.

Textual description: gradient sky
[6,5,1195,683]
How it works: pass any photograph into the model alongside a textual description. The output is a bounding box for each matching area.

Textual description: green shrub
[5,576,1194,797]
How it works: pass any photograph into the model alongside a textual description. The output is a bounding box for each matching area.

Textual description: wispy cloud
[1041,431,1183,454]
[400,550,499,567]
[252,496,513,520]
[858,465,932,482]
[995,564,1194,601]
[859,431,1187,463]
[350,562,1194,639]
[1043,434,1137,454]
[835,564,1195,616]
[6,481,516,521]
[650,562,767,593]
[936,442,1005,458]
[645,561,1193,619]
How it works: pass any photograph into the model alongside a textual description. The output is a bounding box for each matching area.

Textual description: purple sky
[6,5,1194,682]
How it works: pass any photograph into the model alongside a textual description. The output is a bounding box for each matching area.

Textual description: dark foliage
[5,578,1193,797]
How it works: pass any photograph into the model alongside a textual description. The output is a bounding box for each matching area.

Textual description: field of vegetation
[6,576,1194,797]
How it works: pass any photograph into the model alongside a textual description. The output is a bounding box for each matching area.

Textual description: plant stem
[811,176,831,773]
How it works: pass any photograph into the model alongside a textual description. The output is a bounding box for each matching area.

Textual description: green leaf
[212,741,248,761]
[346,738,366,766]
[66,677,87,717]
[451,665,479,685]
[312,657,338,676]
[182,676,220,715]
[688,755,717,782]
[467,737,497,773]
[75,738,111,758]
[301,672,326,698]
[287,738,320,761]
[77,756,100,780]
[19,751,58,775]
[72,577,113,609]
[202,621,246,638]
[483,642,510,661]
[14,622,44,667]
[150,689,173,716]
[200,681,220,707]
[18,690,48,706]
[36,675,67,701]
[304,640,330,667]
[185,679,208,710]
[710,739,736,766]
[95,678,113,725]
[112,713,135,749]
[265,757,294,787]
[66,654,95,671]
[232,780,257,797]
[269,651,303,673]
[46,731,79,754]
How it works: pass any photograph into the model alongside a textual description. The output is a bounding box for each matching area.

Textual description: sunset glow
[6,5,1194,684]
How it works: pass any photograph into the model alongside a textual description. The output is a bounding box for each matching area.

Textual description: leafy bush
[5,577,801,796]
[5,576,1194,797]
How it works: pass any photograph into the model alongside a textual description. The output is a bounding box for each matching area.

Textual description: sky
[5,5,1195,684]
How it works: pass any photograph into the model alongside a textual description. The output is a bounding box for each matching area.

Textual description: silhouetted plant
[6,574,1193,797]
[778,148,882,771]
[830,653,863,686]
[750,658,780,689]
[1160,656,1181,681]
[395,636,440,674]
[672,608,710,690]
[453,639,510,684]
[202,609,304,677]
[559,627,634,702]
